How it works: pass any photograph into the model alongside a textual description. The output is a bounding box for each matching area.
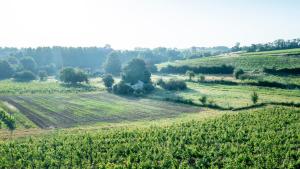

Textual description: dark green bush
[159,79,187,90]
[112,81,134,95]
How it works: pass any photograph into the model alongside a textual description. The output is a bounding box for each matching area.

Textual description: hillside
[157,48,300,71]
[1,107,299,168]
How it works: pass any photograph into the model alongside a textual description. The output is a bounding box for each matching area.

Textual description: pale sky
[0,0,299,49]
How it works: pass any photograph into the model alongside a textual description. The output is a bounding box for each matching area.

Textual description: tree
[14,71,36,81]
[59,67,88,84]
[20,57,37,72]
[234,69,245,79]
[186,70,195,81]
[102,74,114,89]
[122,58,151,84]
[0,60,14,79]
[38,71,48,81]
[251,92,259,105]
[104,52,121,75]
[199,96,207,105]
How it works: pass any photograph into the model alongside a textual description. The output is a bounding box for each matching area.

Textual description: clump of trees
[112,58,154,95]
[14,71,37,81]
[59,67,88,84]
[157,79,187,91]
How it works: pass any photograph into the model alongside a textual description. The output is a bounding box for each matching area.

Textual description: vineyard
[0,107,299,168]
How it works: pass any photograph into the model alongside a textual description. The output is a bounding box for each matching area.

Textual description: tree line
[232,38,300,52]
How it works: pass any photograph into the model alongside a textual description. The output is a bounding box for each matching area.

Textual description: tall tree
[122,58,151,84]
[20,57,37,72]
[104,52,121,75]
[0,60,14,79]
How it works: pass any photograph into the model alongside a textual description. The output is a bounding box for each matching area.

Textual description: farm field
[150,74,300,108]
[0,107,299,168]
[0,92,202,130]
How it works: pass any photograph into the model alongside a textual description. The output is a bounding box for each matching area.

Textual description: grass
[1,107,299,168]
[149,75,300,109]
[157,48,300,71]
[0,79,102,95]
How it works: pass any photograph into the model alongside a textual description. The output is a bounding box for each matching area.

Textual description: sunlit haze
[0,0,299,49]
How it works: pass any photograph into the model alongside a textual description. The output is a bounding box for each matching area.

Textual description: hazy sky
[0,0,299,49]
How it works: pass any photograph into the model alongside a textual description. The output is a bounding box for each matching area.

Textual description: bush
[143,83,155,93]
[263,67,300,75]
[14,71,37,81]
[158,79,187,90]
[199,96,207,105]
[198,74,205,82]
[234,68,245,79]
[102,74,114,89]
[59,67,88,84]
[185,70,195,81]
[112,81,134,95]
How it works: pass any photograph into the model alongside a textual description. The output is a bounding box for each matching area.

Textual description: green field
[1,107,299,168]
[1,48,300,168]
[158,48,300,71]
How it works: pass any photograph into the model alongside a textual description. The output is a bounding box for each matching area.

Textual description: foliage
[0,60,14,79]
[14,71,36,81]
[251,92,259,104]
[263,67,300,75]
[112,81,134,95]
[185,70,195,81]
[199,96,207,105]
[197,74,205,81]
[158,79,187,90]
[38,71,48,81]
[20,57,37,72]
[0,108,299,168]
[160,64,234,74]
[122,58,151,84]
[234,68,245,79]
[0,109,16,132]
[104,52,121,75]
[102,74,114,89]
[59,67,88,84]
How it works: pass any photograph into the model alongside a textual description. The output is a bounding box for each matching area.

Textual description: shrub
[251,92,259,105]
[112,81,134,95]
[104,52,121,75]
[159,79,187,90]
[198,74,205,82]
[143,83,155,93]
[102,74,114,89]
[234,68,245,79]
[20,57,37,72]
[199,96,207,105]
[14,71,37,81]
